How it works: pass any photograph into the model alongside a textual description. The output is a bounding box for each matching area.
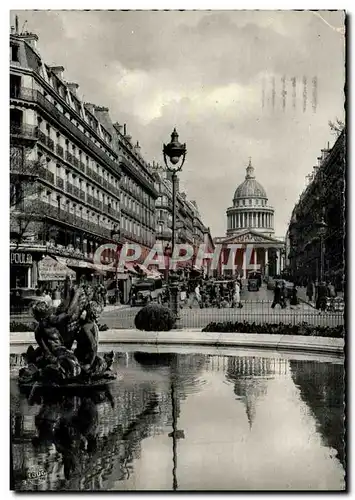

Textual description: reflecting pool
[10,348,345,491]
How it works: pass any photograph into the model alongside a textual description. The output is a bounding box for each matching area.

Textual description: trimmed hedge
[202,321,344,338]
[135,304,175,332]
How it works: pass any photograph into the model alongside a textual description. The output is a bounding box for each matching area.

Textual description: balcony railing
[24,200,112,239]
[10,123,38,140]
[56,144,64,157]
[56,177,64,189]
[79,161,86,173]
[47,137,54,151]
[66,151,74,164]
[73,186,80,198]
[11,87,120,174]
[37,166,55,185]
[66,182,73,195]
[79,189,86,201]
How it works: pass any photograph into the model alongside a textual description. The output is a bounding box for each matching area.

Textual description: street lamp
[315,214,327,283]
[111,225,121,304]
[163,129,186,318]
[163,128,187,258]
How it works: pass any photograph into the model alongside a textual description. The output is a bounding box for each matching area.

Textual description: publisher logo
[26,467,47,485]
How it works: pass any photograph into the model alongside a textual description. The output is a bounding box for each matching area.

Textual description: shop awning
[38,256,76,281]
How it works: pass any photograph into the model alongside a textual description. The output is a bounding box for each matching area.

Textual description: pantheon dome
[226,159,275,236]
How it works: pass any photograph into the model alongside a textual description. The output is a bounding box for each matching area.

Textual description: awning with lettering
[38,256,76,281]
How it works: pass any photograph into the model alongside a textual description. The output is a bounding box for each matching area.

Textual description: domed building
[227,159,275,236]
[214,159,285,278]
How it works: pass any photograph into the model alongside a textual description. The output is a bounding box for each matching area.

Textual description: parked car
[247,271,261,291]
[10,288,40,314]
[130,278,164,306]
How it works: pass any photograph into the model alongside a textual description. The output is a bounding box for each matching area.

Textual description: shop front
[10,251,34,289]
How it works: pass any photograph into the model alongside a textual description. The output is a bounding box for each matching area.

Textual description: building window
[11,44,19,62]
[249,199,252,205]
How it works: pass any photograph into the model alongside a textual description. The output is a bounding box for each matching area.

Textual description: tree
[10,145,46,248]
[328,118,345,137]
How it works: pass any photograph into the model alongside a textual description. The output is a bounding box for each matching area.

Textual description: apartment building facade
[10,29,122,288]
[151,163,214,274]
[287,128,345,288]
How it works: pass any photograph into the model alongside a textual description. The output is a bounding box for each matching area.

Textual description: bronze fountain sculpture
[18,279,117,394]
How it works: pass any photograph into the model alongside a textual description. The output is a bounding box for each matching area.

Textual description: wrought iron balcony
[66,182,73,195]
[37,166,55,184]
[24,200,113,239]
[56,144,64,158]
[10,123,38,141]
[79,189,86,201]
[56,177,64,189]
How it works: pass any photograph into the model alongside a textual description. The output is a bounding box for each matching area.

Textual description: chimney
[134,141,141,154]
[317,156,322,167]
[49,66,65,80]
[15,15,19,34]
[67,82,79,96]
[11,26,15,34]
[85,103,96,114]
[114,122,123,134]
[17,32,39,49]
[123,124,127,136]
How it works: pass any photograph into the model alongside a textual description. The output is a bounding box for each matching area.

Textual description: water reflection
[290,360,345,467]
[10,351,345,491]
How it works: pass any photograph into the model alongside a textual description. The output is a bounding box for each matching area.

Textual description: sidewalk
[103,304,131,313]
[297,287,345,308]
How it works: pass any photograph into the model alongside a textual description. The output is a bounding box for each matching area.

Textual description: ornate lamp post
[163,128,187,257]
[315,213,327,283]
[111,225,121,304]
[163,129,186,318]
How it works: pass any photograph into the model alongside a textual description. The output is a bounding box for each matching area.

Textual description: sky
[10,10,346,238]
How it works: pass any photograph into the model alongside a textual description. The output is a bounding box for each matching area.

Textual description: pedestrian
[280,281,287,308]
[290,284,299,306]
[306,280,314,303]
[316,281,328,311]
[271,281,282,309]
[233,280,243,309]
[189,282,202,308]
[327,281,336,298]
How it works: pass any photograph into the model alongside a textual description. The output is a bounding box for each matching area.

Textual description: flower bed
[10,321,109,332]
[202,321,344,338]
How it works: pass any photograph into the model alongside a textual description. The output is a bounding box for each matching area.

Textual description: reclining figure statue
[19,285,114,387]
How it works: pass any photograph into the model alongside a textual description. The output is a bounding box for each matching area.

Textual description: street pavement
[99,285,344,329]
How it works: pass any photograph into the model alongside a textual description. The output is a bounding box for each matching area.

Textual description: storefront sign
[38,256,76,281]
[10,252,33,265]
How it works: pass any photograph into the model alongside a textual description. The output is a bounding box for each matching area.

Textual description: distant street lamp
[316,215,327,283]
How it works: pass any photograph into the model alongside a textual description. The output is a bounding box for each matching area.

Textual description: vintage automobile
[130,278,164,306]
[247,272,261,292]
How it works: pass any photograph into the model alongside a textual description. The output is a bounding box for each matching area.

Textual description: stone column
[242,247,247,278]
[262,213,265,228]
[265,248,269,277]
[27,266,32,288]
[254,247,258,271]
